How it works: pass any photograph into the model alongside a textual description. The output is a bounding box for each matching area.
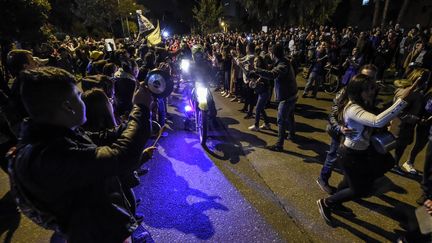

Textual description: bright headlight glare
[196,86,208,103]
[180,59,190,72]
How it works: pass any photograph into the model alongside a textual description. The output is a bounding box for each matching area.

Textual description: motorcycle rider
[183,44,217,130]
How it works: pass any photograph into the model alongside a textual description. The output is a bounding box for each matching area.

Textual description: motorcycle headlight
[195,84,208,104]
[180,59,190,72]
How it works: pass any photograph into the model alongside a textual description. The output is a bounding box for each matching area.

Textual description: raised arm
[346,99,407,128]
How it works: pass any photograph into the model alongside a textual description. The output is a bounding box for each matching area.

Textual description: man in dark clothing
[9,67,153,243]
[252,44,298,152]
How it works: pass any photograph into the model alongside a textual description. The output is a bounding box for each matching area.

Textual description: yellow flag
[146,21,161,46]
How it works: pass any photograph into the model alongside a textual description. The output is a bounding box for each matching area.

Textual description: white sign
[105,38,116,52]
[262,26,268,33]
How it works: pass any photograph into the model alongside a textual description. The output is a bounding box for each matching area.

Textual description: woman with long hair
[317,74,417,225]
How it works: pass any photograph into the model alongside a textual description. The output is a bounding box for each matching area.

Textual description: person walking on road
[251,44,298,152]
[317,74,417,225]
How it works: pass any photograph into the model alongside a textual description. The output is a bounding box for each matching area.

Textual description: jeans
[319,137,340,183]
[422,141,432,194]
[242,86,257,115]
[224,71,230,91]
[408,124,430,164]
[276,97,297,147]
[304,72,323,96]
[255,92,269,127]
[326,147,374,206]
[157,98,166,127]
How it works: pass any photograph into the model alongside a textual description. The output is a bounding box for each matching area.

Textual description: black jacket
[255,57,298,102]
[327,88,346,139]
[11,105,150,243]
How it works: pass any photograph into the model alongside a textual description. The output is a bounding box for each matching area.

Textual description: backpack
[7,145,63,234]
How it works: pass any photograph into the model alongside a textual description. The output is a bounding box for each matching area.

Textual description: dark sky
[139,0,195,22]
[138,0,197,33]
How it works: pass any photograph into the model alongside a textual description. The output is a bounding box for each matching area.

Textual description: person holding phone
[9,66,153,242]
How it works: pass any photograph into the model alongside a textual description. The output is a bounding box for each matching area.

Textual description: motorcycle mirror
[145,69,174,98]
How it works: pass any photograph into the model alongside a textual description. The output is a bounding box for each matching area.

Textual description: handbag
[370,131,397,154]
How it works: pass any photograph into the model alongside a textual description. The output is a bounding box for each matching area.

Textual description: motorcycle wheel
[196,109,208,145]
[323,73,340,94]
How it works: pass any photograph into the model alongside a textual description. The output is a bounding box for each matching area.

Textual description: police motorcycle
[179,45,217,145]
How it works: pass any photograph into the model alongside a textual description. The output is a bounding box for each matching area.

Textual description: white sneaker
[402,162,417,174]
[248,125,259,131]
[259,123,271,130]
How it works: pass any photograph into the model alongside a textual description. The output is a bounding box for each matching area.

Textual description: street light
[220,21,227,32]
[163,30,170,38]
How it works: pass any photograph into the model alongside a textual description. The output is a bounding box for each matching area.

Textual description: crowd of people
[0,23,432,242]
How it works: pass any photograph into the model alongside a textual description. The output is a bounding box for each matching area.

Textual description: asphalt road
[0,75,429,242]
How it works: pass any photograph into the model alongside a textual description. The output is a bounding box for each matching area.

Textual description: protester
[317,73,417,225]
[316,64,378,194]
[252,44,298,151]
[9,66,153,242]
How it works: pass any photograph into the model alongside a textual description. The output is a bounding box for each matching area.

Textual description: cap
[89,51,104,60]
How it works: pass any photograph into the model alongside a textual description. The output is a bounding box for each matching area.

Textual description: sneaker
[392,166,405,175]
[266,144,283,152]
[248,125,259,131]
[238,108,248,113]
[237,99,242,103]
[285,132,296,141]
[332,204,356,218]
[244,114,253,119]
[302,93,308,98]
[402,162,418,174]
[317,199,333,225]
[316,177,336,195]
[221,91,226,95]
[259,123,271,130]
[230,97,238,102]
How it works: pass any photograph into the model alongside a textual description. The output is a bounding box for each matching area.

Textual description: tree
[192,0,223,34]
[397,0,410,24]
[72,0,144,36]
[381,0,390,28]
[0,0,51,42]
[237,0,340,26]
[49,0,75,33]
[372,0,381,27]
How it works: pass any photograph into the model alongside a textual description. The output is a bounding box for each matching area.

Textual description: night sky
[138,0,197,33]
